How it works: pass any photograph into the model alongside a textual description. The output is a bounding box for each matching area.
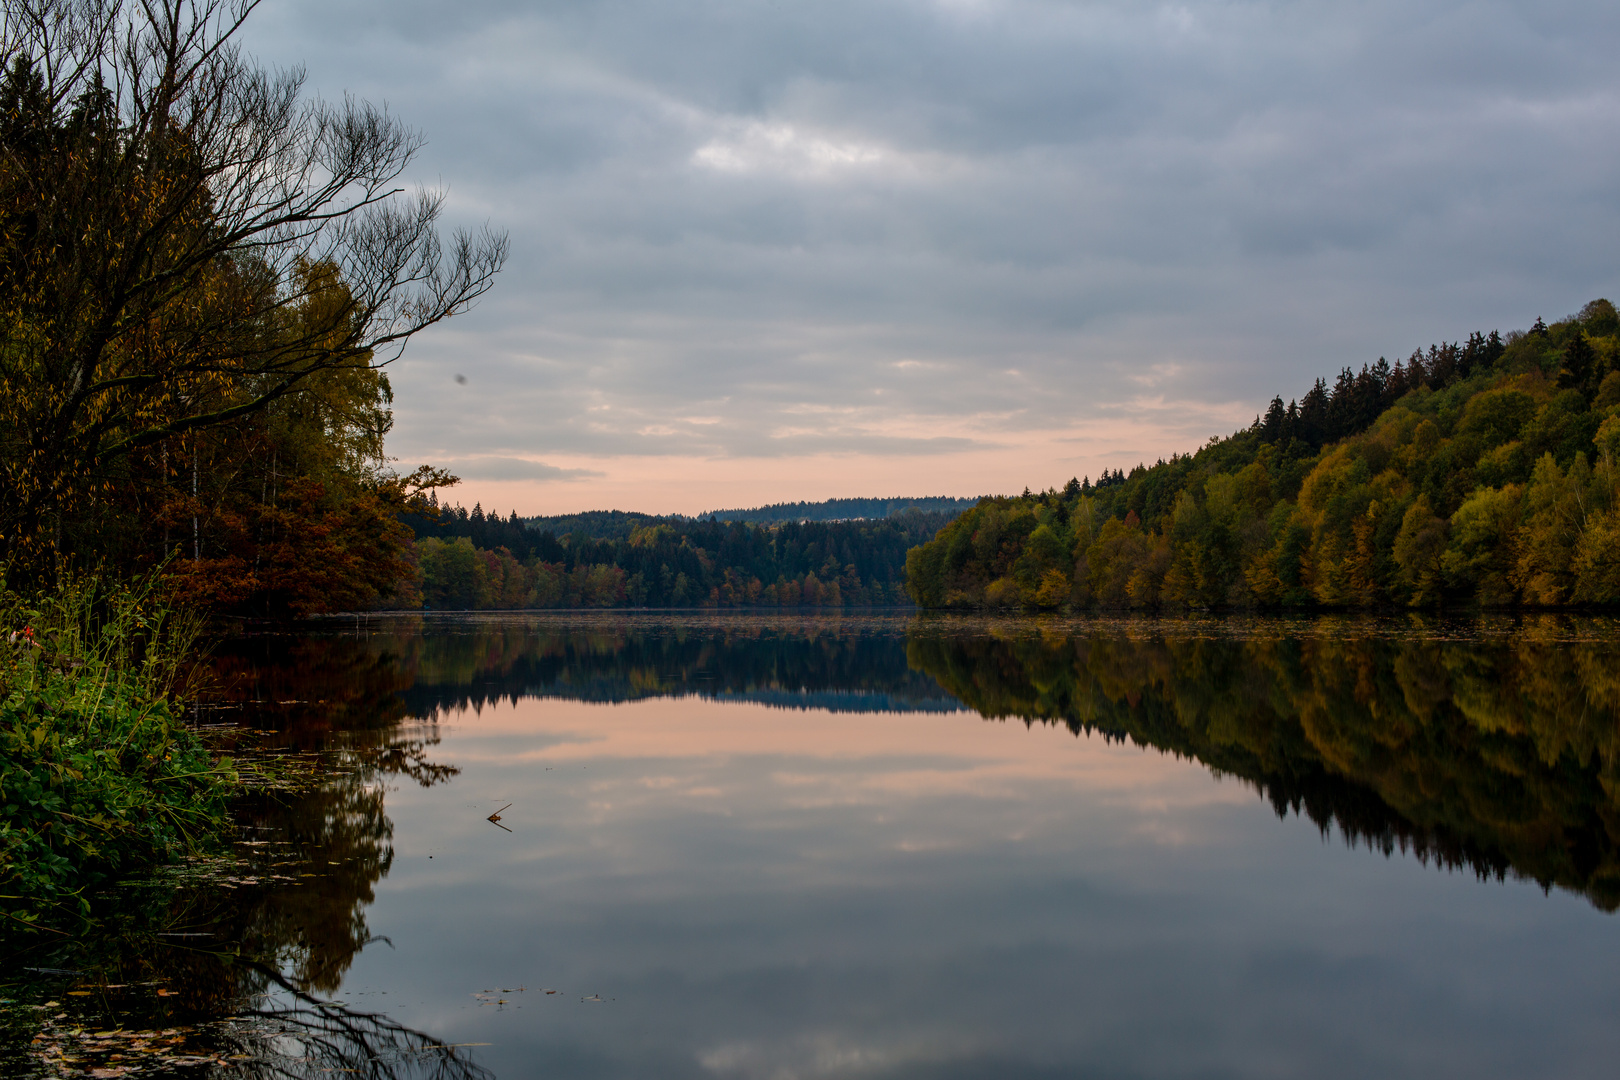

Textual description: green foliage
[908,302,1620,609]
[0,575,230,928]
[409,513,948,609]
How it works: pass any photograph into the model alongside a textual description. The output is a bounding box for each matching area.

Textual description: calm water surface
[16,612,1620,1079]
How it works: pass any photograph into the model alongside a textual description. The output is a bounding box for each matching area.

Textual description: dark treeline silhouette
[524,508,674,541]
[1255,331,1506,452]
[402,499,571,560]
[400,498,983,552]
[271,616,958,716]
[906,618,1620,911]
[397,507,957,609]
[701,496,984,524]
[908,302,1620,609]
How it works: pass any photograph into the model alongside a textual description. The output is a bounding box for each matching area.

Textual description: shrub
[0,574,231,928]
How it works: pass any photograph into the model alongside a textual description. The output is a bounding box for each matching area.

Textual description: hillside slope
[906,301,1620,608]
[701,496,984,524]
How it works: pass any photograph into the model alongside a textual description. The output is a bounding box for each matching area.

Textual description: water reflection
[205,634,463,993]
[907,615,1620,910]
[217,967,494,1080]
[220,614,1620,919]
[11,613,1620,1078]
[3,633,469,1077]
[384,614,960,718]
[11,965,491,1080]
[5,862,486,1079]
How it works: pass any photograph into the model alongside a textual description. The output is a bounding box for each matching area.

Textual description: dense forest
[403,496,983,546]
[399,506,954,610]
[392,498,977,611]
[10,0,1612,622]
[907,303,1620,608]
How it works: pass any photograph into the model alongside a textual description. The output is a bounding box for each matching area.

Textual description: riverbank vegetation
[0,576,230,929]
[0,0,507,944]
[906,302,1620,609]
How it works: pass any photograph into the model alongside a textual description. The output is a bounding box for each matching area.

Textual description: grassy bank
[0,576,235,930]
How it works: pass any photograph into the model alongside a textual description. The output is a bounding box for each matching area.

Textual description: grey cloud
[246,0,1620,490]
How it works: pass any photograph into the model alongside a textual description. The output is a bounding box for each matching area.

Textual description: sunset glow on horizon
[243,0,1620,514]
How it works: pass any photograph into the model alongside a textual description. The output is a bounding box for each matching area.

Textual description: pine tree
[1560,333,1600,400]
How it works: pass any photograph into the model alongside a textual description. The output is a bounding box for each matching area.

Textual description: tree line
[906,300,1620,608]
[700,496,984,524]
[399,507,955,609]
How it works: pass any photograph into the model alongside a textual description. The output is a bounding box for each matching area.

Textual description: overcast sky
[248,0,1620,516]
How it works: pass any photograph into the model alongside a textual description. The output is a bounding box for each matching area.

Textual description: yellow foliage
[1034,568,1071,608]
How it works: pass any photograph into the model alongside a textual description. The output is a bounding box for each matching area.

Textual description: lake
[10,612,1620,1079]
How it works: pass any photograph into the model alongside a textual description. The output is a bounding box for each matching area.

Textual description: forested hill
[701,496,984,524]
[399,506,955,609]
[525,510,669,543]
[906,300,1620,609]
[403,496,984,547]
[394,495,983,609]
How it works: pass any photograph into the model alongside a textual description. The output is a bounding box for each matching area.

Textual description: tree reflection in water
[212,614,1620,918]
[3,629,471,1075]
[8,965,492,1080]
[206,630,458,995]
[13,612,1620,1073]
[213,967,492,1080]
[906,614,1620,911]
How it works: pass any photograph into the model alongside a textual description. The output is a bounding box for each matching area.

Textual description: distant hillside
[907,300,1620,609]
[522,509,678,541]
[404,498,989,547]
[701,496,985,524]
[397,500,961,609]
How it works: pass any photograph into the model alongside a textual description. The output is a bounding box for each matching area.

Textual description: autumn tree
[0,0,506,581]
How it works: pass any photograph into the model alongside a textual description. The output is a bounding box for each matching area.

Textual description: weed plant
[0,573,234,930]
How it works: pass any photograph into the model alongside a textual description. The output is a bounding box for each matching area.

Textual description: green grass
[0,573,234,929]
